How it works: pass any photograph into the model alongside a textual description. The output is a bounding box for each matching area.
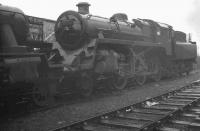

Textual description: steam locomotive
[0,5,54,106]
[0,2,197,107]
[54,2,197,94]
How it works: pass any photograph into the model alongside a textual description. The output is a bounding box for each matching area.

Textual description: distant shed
[26,15,56,42]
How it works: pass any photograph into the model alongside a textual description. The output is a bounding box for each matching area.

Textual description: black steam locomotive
[54,2,197,94]
[0,2,197,106]
[0,5,54,106]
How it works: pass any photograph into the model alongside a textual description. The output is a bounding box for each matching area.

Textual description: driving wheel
[112,75,128,90]
[135,74,146,85]
[79,72,94,97]
[32,79,54,106]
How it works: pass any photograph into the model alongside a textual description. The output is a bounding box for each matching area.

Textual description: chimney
[76,2,90,14]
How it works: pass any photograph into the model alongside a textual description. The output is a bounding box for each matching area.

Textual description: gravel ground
[1,70,200,131]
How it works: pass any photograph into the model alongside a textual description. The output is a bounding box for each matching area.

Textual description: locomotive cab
[141,19,174,55]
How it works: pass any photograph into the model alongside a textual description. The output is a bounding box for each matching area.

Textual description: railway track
[51,80,200,131]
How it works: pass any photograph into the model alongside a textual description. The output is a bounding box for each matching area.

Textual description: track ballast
[51,80,200,131]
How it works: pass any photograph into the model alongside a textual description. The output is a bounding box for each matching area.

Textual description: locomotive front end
[55,10,87,50]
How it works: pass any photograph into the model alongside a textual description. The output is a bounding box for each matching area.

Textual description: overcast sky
[1,0,200,54]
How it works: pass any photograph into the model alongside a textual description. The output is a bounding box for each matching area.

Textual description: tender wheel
[32,79,54,106]
[112,75,128,90]
[79,72,94,97]
[135,74,146,85]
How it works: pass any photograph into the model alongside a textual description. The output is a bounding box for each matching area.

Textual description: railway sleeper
[160,99,191,105]
[100,117,147,129]
[159,101,187,106]
[159,127,181,131]
[145,104,182,110]
[170,120,200,128]
[175,92,200,97]
[131,108,172,115]
[181,90,200,93]
[117,112,163,121]
[169,95,199,100]
[157,118,200,130]
[83,123,134,131]
[166,98,194,102]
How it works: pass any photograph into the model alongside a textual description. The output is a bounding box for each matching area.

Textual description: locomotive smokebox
[55,10,87,50]
[76,2,90,14]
